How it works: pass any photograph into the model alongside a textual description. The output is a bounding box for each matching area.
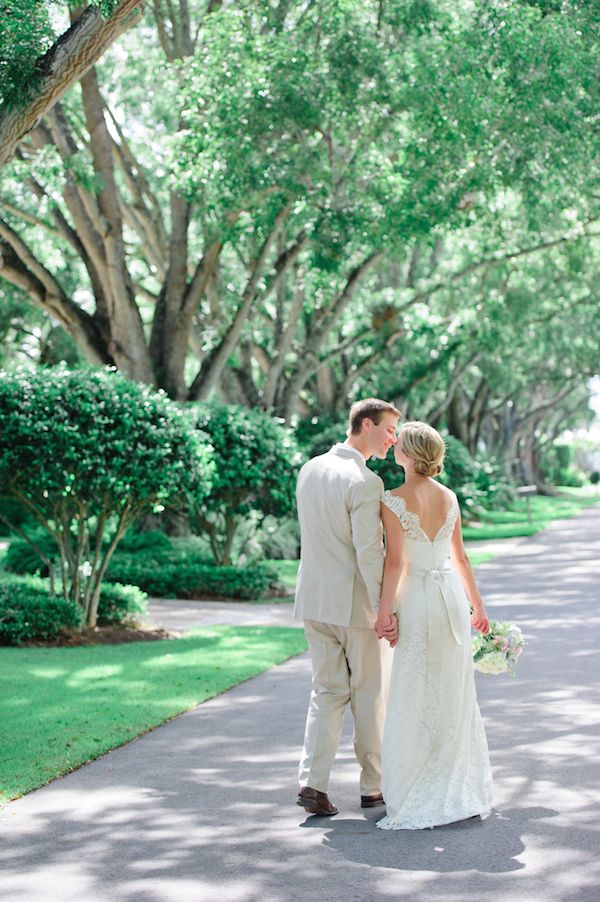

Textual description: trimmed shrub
[0,577,81,645]
[0,366,213,626]
[106,552,278,600]
[97,582,147,625]
[5,533,276,600]
[590,471,600,485]
[4,529,175,578]
[188,402,301,564]
[295,415,347,459]
[117,530,173,554]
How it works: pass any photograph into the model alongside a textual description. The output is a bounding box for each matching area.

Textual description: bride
[375,421,493,830]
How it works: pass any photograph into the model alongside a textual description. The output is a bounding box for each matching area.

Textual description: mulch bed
[19,625,175,648]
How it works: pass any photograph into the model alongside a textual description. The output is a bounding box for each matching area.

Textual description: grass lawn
[0,625,307,803]
[265,487,600,589]
[270,559,300,590]
[462,486,600,541]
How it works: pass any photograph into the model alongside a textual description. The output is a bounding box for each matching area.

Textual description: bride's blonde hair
[399,421,445,477]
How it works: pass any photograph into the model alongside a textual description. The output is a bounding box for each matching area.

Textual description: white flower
[472,619,526,677]
[474,650,508,675]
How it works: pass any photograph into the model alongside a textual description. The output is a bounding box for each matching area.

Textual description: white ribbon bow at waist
[411,560,465,647]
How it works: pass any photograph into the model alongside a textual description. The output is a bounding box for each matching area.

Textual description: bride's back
[393,480,454,542]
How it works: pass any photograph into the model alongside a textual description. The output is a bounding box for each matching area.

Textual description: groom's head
[348,398,401,459]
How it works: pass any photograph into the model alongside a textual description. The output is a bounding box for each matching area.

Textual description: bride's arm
[375,504,404,640]
[450,506,489,634]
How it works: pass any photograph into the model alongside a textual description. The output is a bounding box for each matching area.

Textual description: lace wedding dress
[377,491,493,831]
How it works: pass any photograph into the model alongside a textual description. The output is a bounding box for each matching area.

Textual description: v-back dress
[377,490,493,831]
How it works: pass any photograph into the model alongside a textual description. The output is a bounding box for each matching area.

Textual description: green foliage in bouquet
[472,620,526,677]
[188,402,301,565]
[0,367,213,627]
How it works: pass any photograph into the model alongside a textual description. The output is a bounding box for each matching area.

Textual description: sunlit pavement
[1,505,599,901]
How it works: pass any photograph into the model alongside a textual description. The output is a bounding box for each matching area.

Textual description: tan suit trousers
[298,619,389,796]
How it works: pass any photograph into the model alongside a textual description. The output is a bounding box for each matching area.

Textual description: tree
[0,366,213,626]
[0,0,144,166]
[0,0,596,417]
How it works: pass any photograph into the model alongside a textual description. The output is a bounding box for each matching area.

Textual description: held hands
[471,604,489,635]
[375,612,398,647]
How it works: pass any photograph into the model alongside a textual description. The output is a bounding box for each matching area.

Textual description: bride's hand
[374,613,388,639]
[375,613,398,645]
[471,605,489,634]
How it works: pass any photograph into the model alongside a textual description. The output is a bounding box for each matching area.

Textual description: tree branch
[0,1,144,166]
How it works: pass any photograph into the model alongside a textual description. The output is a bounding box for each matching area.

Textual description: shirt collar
[334,441,367,462]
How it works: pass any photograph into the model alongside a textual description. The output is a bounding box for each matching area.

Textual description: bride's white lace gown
[377,490,493,831]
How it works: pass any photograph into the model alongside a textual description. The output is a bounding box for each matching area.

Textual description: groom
[295,398,401,816]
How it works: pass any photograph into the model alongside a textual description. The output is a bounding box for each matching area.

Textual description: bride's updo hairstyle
[399,421,446,477]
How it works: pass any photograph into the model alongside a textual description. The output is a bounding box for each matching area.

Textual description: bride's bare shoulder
[386,485,407,498]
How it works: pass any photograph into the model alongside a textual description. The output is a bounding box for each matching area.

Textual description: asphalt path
[1,508,599,901]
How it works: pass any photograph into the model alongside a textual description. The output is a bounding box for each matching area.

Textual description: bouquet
[472,620,525,677]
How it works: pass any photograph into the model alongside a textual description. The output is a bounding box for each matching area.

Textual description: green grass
[466,550,497,567]
[462,486,599,542]
[263,488,599,588]
[0,625,307,802]
[269,559,299,589]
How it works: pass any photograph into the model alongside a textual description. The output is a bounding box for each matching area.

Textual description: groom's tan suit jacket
[294,443,384,627]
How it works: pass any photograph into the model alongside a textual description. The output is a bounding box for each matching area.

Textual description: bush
[556,468,586,488]
[0,366,213,626]
[0,496,33,533]
[4,529,175,578]
[116,530,173,554]
[106,551,278,600]
[251,515,300,561]
[540,442,586,487]
[6,532,277,600]
[295,415,347,459]
[96,582,147,625]
[189,402,301,564]
[4,531,57,576]
[0,577,81,645]
[590,471,600,485]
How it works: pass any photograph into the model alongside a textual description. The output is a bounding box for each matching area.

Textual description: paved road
[1,509,599,901]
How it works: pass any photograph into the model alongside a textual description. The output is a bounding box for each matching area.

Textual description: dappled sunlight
[25,667,70,679]
[0,627,306,802]
[1,507,600,900]
[66,664,125,685]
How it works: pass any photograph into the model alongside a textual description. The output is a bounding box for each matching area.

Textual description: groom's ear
[362,417,374,433]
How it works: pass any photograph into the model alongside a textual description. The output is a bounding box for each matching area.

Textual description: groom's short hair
[348,398,401,435]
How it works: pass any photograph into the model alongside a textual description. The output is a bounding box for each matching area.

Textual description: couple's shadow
[301,806,557,873]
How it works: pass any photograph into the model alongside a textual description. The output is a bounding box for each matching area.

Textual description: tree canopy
[0,0,597,482]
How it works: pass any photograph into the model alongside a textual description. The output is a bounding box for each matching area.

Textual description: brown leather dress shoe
[361,793,385,808]
[297,786,339,816]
